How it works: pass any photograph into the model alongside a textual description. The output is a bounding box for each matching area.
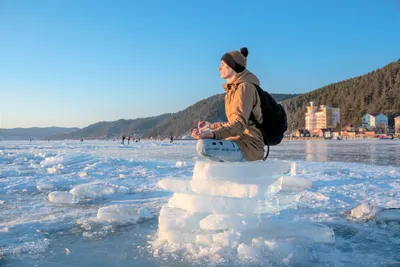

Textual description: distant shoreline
[283,137,399,141]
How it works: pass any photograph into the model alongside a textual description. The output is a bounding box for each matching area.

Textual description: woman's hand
[198,121,212,131]
[191,128,214,139]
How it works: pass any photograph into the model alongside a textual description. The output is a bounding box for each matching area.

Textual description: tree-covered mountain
[282,59,400,131]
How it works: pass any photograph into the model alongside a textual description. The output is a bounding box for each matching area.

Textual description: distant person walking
[192,47,264,162]
[121,135,125,145]
[128,136,131,144]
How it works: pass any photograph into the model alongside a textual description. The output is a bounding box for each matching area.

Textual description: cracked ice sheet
[1,139,400,267]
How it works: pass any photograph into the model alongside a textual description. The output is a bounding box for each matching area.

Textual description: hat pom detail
[240,47,248,58]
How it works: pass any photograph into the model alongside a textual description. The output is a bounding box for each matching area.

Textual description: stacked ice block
[156,160,324,246]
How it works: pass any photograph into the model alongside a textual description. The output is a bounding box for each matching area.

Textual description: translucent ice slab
[157,228,240,246]
[241,219,335,244]
[192,160,292,182]
[70,183,128,199]
[36,183,54,191]
[168,193,263,214]
[167,193,299,214]
[374,208,400,223]
[344,202,376,220]
[48,191,80,204]
[200,214,259,231]
[158,205,209,231]
[157,177,282,198]
[96,204,151,224]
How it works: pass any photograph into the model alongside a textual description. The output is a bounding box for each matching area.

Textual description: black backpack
[248,83,288,160]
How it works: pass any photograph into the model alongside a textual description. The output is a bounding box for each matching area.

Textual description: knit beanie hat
[221,47,248,73]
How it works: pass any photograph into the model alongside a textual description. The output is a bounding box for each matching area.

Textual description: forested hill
[282,59,400,131]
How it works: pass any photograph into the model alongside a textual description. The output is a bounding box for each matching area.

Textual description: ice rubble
[155,160,334,254]
[36,183,54,191]
[48,191,80,204]
[97,205,152,224]
[47,183,131,204]
[345,202,400,223]
[69,183,129,198]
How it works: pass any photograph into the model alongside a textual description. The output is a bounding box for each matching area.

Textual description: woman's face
[218,61,235,79]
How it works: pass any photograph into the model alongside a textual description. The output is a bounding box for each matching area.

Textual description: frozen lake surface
[0,139,399,266]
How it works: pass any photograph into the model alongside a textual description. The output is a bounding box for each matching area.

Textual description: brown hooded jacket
[211,70,265,161]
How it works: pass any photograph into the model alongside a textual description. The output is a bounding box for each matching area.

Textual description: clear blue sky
[1,0,399,129]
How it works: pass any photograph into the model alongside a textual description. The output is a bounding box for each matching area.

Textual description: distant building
[318,128,332,139]
[362,113,388,128]
[395,116,400,134]
[305,102,340,136]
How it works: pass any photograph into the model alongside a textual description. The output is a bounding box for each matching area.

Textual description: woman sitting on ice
[192,47,264,162]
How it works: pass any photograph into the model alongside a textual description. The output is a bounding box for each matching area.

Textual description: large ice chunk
[158,205,209,231]
[345,202,376,221]
[36,183,54,191]
[192,160,292,182]
[374,208,400,223]
[48,191,80,204]
[168,193,279,214]
[168,193,301,214]
[70,184,128,198]
[96,204,151,224]
[200,214,259,231]
[157,177,282,198]
[241,219,335,244]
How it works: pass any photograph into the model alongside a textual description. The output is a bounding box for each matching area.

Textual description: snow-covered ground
[0,139,399,267]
